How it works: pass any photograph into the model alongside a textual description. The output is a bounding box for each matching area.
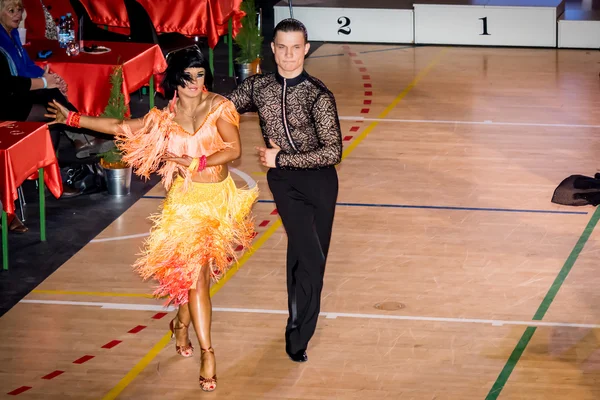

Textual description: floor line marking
[341,50,445,160]
[91,233,150,243]
[141,198,587,215]
[244,112,600,129]
[31,290,154,298]
[90,200,585,244]
[338,116,600,129]
[485,205,600,399]
[308,52,345,59]
[18,299,600,329]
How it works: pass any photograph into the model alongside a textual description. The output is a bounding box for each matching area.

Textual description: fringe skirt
[134,175,258,305]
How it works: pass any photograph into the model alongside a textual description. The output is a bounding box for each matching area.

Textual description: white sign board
[414,3,559,47]
[274,5,414,44]
[558,20,600,49]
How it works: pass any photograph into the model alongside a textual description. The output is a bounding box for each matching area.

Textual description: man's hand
[256,139,281,168]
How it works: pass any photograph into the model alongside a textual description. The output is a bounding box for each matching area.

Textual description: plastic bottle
[58,16,69,48]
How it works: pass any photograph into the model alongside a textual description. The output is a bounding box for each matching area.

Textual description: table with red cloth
[0,121,63,270]
[79,0,244,49]
[25,40,167,116]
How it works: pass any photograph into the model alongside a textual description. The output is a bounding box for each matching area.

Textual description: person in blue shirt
[0,0,113,159]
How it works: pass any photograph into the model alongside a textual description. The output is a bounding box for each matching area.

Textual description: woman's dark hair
[162,46,213,98]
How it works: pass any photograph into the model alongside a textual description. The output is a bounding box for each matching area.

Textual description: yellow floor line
[102,48,446,399]
[342,49,447,160]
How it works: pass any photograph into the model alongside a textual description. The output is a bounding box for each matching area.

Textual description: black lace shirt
[226,71,343,170]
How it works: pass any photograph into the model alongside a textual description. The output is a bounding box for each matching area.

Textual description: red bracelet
[197,155,207,172]
[66,111,81,128]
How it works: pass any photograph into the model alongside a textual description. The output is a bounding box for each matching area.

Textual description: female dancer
[46,47,258,392]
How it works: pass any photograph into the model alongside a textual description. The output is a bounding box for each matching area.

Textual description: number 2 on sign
[479,17,490,35]
[338,16,351,35]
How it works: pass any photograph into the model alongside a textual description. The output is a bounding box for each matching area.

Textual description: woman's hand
[41,65,59,89]
[162,152,195,177]
[44,99,70,125]
[162,152,193,167]
[44,66,67,94]
[52,73,68,96]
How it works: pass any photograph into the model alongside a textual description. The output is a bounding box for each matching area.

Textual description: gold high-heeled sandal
[199,347,217,392]
[169,318,194,357]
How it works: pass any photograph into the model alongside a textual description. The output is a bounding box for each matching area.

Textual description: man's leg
[267,169,328,357]
[290,168,339,351]
[310,168,339,264]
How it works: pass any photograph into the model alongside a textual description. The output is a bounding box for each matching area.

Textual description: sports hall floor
[1,39,600,399]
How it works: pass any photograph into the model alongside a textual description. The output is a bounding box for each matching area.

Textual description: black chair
[123,0,198,58]
[69,0,129,42]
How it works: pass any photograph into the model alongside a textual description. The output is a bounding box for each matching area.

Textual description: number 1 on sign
[479,17,490,35]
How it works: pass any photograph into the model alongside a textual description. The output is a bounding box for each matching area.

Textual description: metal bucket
[105,166,132,196]
[235,60,261,85]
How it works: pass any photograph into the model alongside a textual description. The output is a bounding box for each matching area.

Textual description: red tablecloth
[0,121,62,216]
[208,0,244,41]
[26,40,167,117]
[79,0,244,48]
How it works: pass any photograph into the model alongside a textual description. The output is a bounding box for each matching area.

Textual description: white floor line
[338,116,600,129]
[19,299,600,329]
[89,168,258,243]
[244,112,600,129]
[230,167,258,189]
[90,232,150,243]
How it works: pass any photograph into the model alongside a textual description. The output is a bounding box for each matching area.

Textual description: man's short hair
[273,18,308,43]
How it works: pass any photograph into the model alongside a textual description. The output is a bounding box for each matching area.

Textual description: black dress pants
[267,166,338,354]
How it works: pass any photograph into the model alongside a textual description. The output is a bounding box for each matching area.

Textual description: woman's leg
[187,265,216,381]
[171,303,193,357]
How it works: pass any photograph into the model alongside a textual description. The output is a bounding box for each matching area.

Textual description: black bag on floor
[551,173,600,206]
[61,163,106,194]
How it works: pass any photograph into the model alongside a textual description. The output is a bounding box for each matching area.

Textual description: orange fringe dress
[116,98,258,306]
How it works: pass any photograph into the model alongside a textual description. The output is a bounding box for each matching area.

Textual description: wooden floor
[2,44,600,399]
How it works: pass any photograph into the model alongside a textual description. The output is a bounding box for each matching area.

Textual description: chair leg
[228,18,233,78]
[2,210,7,270]
[17,186,26,223]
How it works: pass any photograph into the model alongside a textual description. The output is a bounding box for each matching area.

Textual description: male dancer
[227,18,342,362]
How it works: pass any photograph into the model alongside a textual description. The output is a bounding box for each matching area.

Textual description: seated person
[0,0,113,158]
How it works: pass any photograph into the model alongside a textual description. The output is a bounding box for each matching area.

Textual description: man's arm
[275,92,343,169]
[225,75,257,114]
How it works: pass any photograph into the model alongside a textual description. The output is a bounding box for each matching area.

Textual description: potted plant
[233,0,263,84]
[98,65,132,196]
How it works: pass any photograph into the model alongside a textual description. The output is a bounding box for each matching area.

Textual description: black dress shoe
[60,185,83,198]
[286,349,308,363]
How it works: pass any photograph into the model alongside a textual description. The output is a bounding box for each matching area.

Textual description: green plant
[100,65,127,120]
[234,0,263,64]
[98,146,123,164]
[98,65,127,168]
